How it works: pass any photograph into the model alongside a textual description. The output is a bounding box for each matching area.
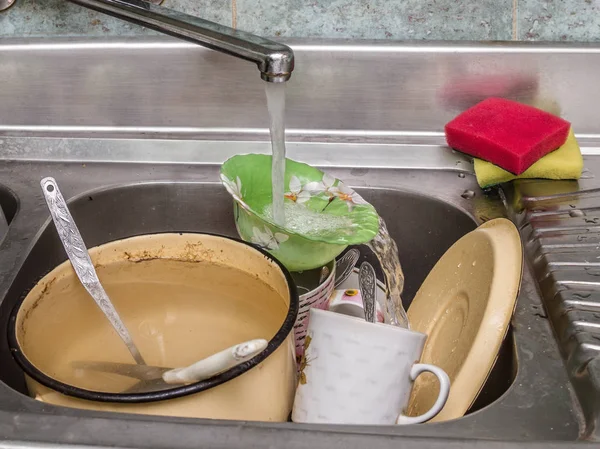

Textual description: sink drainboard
[514,178,600,437]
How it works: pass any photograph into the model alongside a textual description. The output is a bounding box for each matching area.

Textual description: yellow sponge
[474,128,583,188]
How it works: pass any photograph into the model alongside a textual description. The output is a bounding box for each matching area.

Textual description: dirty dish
[406,218,522,422]
[331,266,386,322]
[292,309,450,425]
[328,288,384,323]
[290,260,336,361]
[9,232,298,421]
[41,177,146,365]
[220,154,380,271]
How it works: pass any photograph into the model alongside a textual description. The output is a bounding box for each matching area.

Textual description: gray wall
[1,0,599,41]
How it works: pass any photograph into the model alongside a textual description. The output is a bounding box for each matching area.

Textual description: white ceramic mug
[292,309,450,425]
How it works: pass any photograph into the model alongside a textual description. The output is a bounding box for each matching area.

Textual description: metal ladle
[73,338,268,393]
[41,177,146,365]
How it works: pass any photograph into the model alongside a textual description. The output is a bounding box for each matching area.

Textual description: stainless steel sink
[0,157,578,446]
[0,37,599,449]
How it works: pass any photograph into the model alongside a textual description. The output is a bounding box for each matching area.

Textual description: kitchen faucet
[66,0,295,82]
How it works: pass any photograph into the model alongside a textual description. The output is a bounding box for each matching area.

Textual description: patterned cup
[292,260,336,362]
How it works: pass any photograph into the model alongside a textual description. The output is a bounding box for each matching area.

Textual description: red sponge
[445,97,571,175]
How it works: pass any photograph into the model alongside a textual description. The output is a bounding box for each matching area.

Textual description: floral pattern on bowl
[220,154,380,271]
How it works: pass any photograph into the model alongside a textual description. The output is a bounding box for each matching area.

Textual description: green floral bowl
[220,154,380,271]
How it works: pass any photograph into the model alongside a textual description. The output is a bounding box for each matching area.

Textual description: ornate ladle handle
[41,177,145,365]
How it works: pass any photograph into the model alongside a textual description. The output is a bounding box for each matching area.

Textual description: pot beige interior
[16,233,297,422]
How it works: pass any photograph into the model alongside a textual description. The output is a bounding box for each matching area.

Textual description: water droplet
[581,169,595,179]
[461,190,475,199]
[472,261,477,267]
[458,173,466,178]
[457,263,462,268]
[573,292,591,299]
[570,209,585,218]
[585,267,600,277]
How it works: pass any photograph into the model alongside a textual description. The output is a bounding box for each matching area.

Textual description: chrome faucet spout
[66,0,295,82]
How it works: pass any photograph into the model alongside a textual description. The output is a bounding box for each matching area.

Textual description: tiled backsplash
[1,0,599,41]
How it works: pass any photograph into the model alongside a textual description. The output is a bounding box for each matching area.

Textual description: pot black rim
[8,231,299,404]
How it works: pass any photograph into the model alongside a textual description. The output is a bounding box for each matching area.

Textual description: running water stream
[366,218,410,328]
[265,83,286,226]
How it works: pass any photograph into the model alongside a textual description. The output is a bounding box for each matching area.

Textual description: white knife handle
[162,339,268,384]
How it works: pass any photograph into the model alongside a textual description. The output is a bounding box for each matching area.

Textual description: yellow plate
[406,218,522,422]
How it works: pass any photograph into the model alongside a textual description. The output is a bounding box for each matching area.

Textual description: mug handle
[396,363,450,425]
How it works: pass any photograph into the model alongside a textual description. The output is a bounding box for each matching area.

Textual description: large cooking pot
[9,233,298,421]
